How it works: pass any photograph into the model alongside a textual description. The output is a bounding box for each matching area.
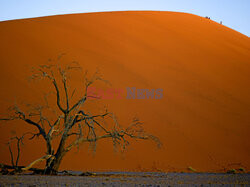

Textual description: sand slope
[0,11,249,172]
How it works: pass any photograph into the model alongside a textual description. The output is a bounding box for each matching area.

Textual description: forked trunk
[45,152,66,174]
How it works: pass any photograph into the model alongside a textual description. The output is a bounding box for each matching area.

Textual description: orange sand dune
[0,11,249,172]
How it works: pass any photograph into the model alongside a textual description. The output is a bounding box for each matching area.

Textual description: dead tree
[3,135,25,174]
[0,58,161,174]
[1,133,46,174]
[8,136,23,170]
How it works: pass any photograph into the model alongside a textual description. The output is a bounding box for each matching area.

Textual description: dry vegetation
[0,58,161,175]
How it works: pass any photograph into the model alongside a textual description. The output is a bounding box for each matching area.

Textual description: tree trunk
[45,129,69,174]
[45,151,66,174]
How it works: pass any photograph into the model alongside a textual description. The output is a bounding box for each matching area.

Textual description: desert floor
[0,172,249,186]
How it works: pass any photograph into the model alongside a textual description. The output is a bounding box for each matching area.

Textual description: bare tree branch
[22,155,55,171]
[52,79,67,114]
[8,143,14,167]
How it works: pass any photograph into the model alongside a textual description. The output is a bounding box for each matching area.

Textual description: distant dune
[0,11,249,172]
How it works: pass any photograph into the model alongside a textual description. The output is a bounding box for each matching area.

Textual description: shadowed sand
[0,11,249,172]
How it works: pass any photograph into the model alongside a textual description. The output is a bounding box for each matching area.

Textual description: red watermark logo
[87,87,163,99]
